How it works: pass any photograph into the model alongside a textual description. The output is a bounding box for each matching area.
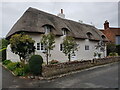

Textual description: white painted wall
[7,33,106,63]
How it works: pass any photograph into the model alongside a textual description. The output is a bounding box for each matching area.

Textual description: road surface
[2,62,119,89]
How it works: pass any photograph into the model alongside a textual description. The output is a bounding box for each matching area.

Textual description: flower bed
[2,60,30,76]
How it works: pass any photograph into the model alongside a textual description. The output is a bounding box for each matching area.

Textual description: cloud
[1,2,118,37]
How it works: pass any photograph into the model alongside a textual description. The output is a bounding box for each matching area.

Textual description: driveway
[2,62,119,89]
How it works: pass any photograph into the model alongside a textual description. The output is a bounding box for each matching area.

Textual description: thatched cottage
[6,7,108,62]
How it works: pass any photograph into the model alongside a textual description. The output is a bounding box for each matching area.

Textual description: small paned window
[60,44,64,51]
[37,43,40,50]
[85,45,89,50]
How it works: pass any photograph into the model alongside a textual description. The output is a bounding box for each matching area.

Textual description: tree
[41,33,55,65]
[10,34,35,63]
[107,43,116,56]
[116,45,120,55]
[0,38,9,61]
[62,36,78,62]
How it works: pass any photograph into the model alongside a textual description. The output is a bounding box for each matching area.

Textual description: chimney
[57,9,65,19]
[104,20,109,29]
[61,9,63,14]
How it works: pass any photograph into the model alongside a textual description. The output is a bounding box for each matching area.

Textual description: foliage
[62,36,78,61]
[49,60,59,64]
[2,60,12,65]
[116,45,120,55]
[29,55,43,75]
[109,52,118,56]
[41,33,55,65]
[6,62,21,71]
[13,68,24,76]
[3,60,30,76]
[0,38,9,61]
[23,64,30,74]
[107,43,116,56]
[10,34,35,63]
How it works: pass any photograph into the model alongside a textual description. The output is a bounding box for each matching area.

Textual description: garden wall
[42,57,120,77]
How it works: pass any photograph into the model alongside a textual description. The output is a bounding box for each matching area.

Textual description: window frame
[85,45,89,50]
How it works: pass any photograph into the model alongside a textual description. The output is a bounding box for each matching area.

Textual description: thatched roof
[6,7,107,41]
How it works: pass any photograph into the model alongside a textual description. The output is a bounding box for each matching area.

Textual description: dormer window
[43,24,54,34]
[44,26,51,34]
[101,35,106,40]
[62,28,68,36]
[86,32,93,39]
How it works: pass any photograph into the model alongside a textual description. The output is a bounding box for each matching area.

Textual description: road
[1,62,119,89]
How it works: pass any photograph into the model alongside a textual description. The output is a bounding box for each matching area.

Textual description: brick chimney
[104,20,109,29]
[57,9,65,19]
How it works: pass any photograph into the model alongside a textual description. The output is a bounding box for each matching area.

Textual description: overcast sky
[1,2,118,37]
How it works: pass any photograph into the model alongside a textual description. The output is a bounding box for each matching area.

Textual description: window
[44,25,51,34]
[86,32,93,39]
[37,43,40,50]
[37,43,45,51]
[85,45,89,50]
[41,43,44,50]
[62,28,68,36]
[116,35,120,45]
[60,44,64,51]
[101,35,106,40]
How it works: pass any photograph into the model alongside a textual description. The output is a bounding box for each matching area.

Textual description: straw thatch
[6,7,107,41]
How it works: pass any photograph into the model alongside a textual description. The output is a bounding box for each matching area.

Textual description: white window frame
[44,26,51,34]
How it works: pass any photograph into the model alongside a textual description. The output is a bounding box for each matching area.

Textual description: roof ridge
[27,7,95,28]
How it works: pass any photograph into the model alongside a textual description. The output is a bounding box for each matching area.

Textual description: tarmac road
[2,62,119,89]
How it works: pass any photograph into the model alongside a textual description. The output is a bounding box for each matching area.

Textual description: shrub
[29,55,43,75]
[13,68,24,76]
[2,60,12,65]
[109,52,118,56]
[2,49,6,61]
[23,64,30,74]
[6,62,21,71]
[49,60,59,64]
[116,45,120,55]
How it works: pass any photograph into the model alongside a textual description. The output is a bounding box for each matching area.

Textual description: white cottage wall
[7,33,106,63]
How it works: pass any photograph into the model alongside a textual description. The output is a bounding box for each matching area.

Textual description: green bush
[2,49,6,61]
[49,60,59,64]
[13,68,24,76]
[29,55,43,75]
[2,60,12,65]
[6,62,21,71]
[23,64,30,74]
[109,52,118,56]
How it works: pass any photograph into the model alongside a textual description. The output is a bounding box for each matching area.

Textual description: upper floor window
[62,28,69,36]
[86,32,93,39]
[101,35,106,40]
[116,35,120,45]
[44,26,51,34]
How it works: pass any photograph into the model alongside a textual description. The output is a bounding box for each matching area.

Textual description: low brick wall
[42,57,120,77]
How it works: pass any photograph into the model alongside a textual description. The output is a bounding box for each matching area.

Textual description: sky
[1,1,119,37]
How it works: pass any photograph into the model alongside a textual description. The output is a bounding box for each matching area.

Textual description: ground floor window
[60,44,64,51]
[85,45,89,50]
[37,43,45,51]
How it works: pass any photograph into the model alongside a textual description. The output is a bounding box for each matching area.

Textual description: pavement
[1,62,119,89]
